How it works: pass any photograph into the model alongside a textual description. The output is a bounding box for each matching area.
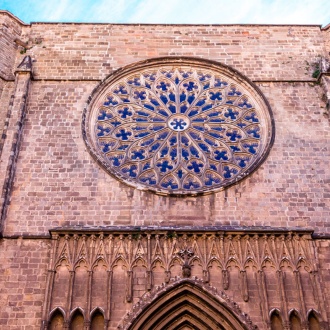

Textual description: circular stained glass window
[83,57,274,196]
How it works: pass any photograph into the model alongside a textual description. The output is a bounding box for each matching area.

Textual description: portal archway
[121,278,255,330]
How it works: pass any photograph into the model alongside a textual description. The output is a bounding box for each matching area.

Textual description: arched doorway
[122,279,254,330]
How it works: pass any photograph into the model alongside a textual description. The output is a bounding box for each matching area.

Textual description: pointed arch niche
[120,279,255,330]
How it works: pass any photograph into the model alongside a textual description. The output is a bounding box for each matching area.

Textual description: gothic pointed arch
[119,278,256,330]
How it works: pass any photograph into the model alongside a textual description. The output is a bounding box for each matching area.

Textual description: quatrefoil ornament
[83,57,274,195]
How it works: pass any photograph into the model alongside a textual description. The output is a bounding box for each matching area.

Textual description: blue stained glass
[209,118,225,123]
[109,155,123,167]
[169,104,176,113]
[158,109,169,117]
[157,160,173,173]
[160,146,169,157]
[237,157,248,167]
[198,143,210,152]
[183,179,201,189]
[226,130,242,142]
[224,108,239,120]
[192,125,204,132]
[134,90,146,100]
[169,136,177,145]
[169,92,176,102]
[103,96,118,106]
[180,92,186,102]
[228,87,242,96]
[246,126,260,138]
[143,162,151,170]
[176,169,184,178]
[160,94,168,104]
[210,164,217,171]
[152,125,165,131]
[210,126,224,132]
[158,131,169,139]
[230,145,241,152]
[208,111,220,117]
[127,77,141,86]
[188,161,203,173]
[161,179,178,189]
[196,99,206,107]
[183,81,198,91]
[238,99,252,108]
[137,110,149,117]
[205,138,217,146]
[192,117,205,123]
[188,131,201,140]
[97,126,111,137]
[214,79,228,87]
[188,109,199,117]
[110,120,121,127]
[243,142,258,154]
[170,148,177,160]
[93,62,271,195]
[140,175,156,185]
[157,81,170,91]
[136,118,148,122]
[131,149,145,160]
[245,112,259,122]
[101,142,113,153]
[202,104,213,111]
[187,95,195,104]
[118,144,129,150]
[135,132,150,138]
[181,135,189,146]
[118,107,132,119]
[152,117,164,122]
[182,148,189,160]
[190,146,199,158]
[98,110,113,120]
[208,132,223,139]
[180,104,188,113]
[223,166,238,179]
[114,85,128,94]
[205,173,221,186]
[209,91,222,101]
[150,98,160,106]
[214,150,228,161]
[149,142,161,152]
[144,104,154,111]
[122,165,138,177]
[198,73,211,81]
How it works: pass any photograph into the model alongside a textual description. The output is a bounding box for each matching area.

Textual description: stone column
[0,55,32,234]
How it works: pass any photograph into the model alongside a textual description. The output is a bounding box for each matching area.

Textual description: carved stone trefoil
[178,248,194,278]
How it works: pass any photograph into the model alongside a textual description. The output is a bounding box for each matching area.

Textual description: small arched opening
[270,309,283,330]
[49,308,65,330]
[90,308,105,330]
[69,308,84,330]
[308,310,321,330]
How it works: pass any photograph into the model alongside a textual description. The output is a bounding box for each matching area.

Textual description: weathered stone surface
[0,10,329,330]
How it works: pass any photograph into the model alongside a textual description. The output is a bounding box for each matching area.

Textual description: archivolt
[119,277,256,330]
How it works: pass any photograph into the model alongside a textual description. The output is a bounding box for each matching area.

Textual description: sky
[0,0,329,26]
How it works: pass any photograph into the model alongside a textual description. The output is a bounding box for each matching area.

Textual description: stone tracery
[83,58,274,195]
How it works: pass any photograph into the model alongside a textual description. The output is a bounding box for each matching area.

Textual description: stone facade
[0,10,329,329]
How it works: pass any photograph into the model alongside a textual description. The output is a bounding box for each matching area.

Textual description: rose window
[83,58,274,195]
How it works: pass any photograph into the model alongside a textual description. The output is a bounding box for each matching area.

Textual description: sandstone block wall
[0,11,329,329]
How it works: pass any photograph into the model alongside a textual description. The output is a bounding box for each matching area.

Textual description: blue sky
[1,0,329,26]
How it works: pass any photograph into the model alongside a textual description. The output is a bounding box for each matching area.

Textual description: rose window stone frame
[82,57,275,196]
